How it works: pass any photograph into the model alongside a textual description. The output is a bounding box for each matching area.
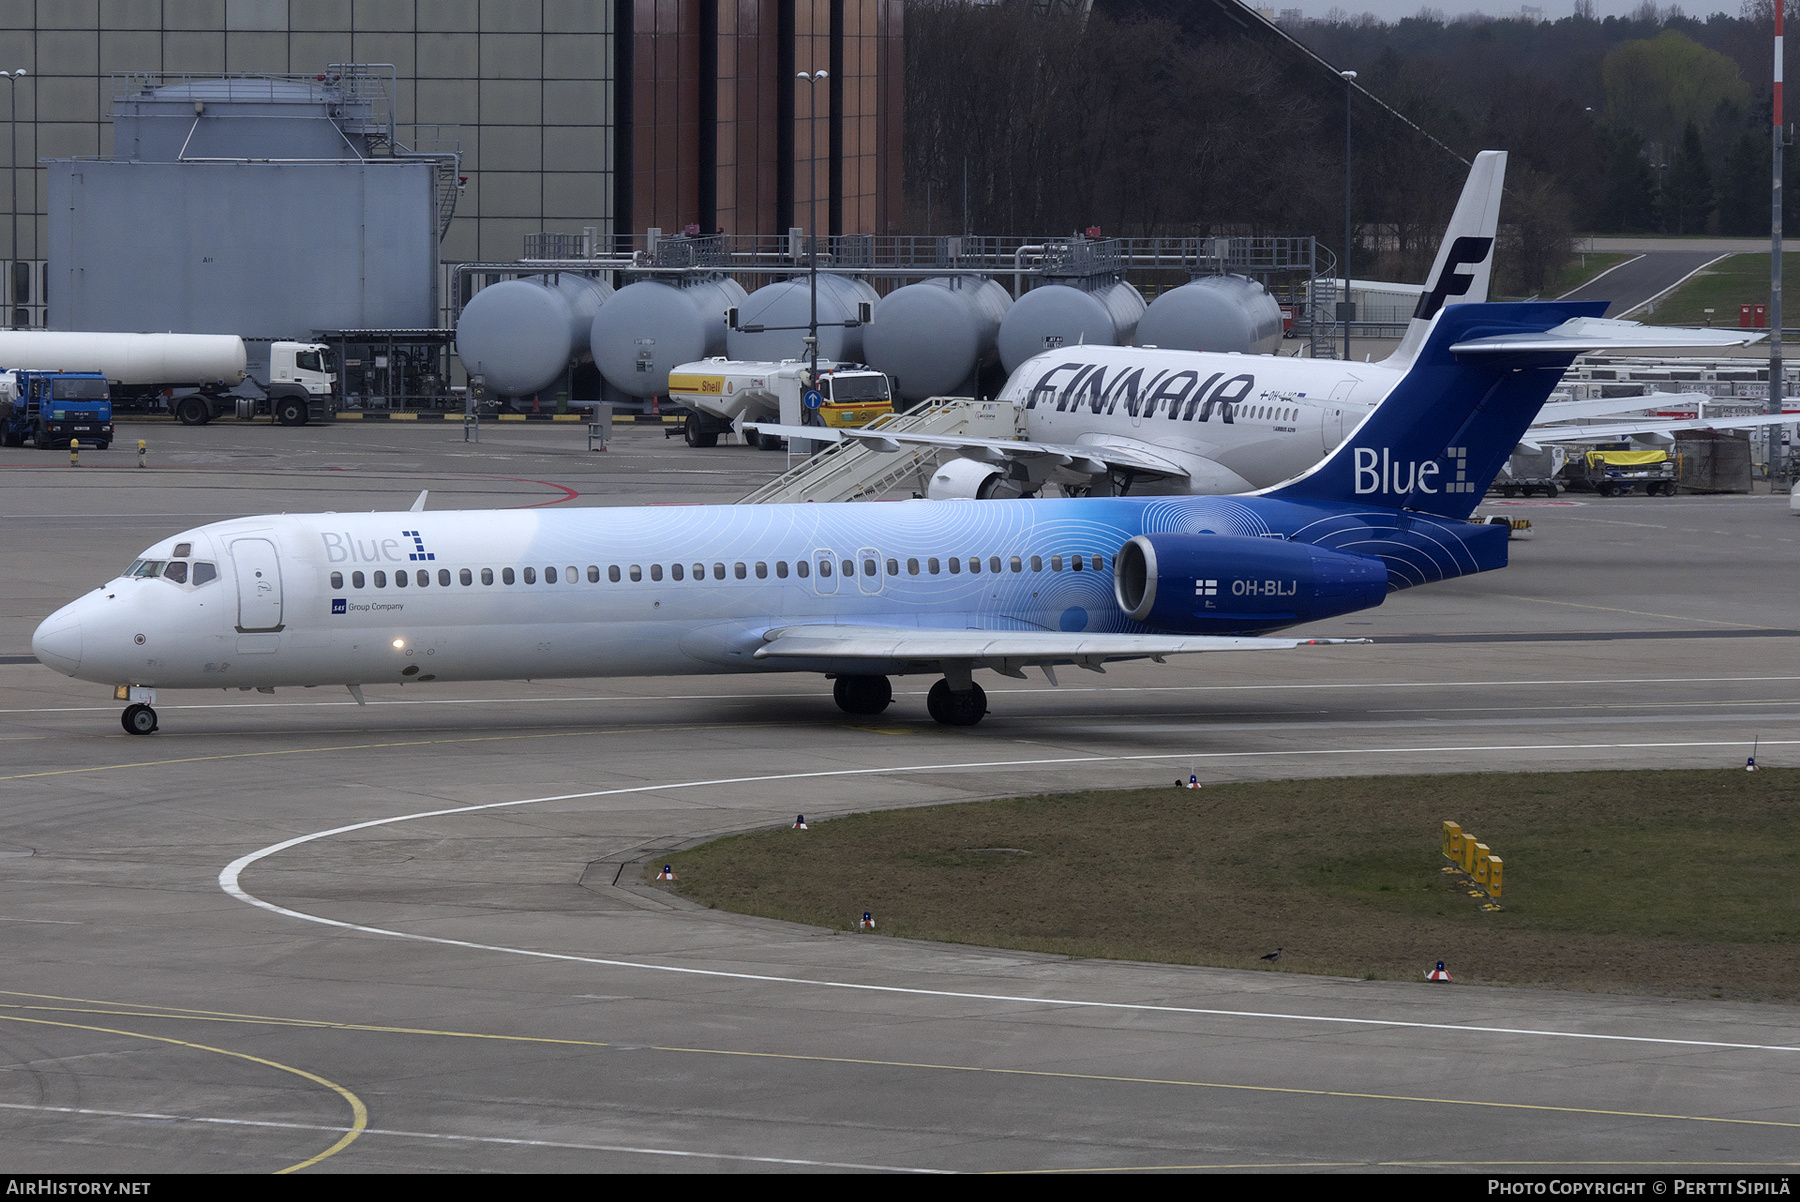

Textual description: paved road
[2,426,1796,1173]
[1557,250,1725,317]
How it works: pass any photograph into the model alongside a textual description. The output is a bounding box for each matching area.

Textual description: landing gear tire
[926,679,987,727]
[683,414,718,448]
[275,397,308,427]
[833,674,893,715]
[756,430,784,451]
[176,396,211,426]
[121,704,158,735]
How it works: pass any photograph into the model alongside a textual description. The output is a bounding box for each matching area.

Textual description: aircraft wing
[1531,392,1715,423]
[753,624,1362,674]
[1451,317,1764,355]
[1526,412,1799,443]
[742,422,1191,479]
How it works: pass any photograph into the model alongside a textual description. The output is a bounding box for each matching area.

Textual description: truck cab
[0,370,113,449]
[665,358,893,448]
[233,340,339,426]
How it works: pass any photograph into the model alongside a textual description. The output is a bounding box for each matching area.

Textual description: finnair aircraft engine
[862,276,1012,401]
[454,274,613,397]
[726,275,881,363]
[997,280,1146,374]
[1136,274,1284,355]
[590,276,747,398]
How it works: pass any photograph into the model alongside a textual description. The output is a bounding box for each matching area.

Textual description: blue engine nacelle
[1113,533,1387,633]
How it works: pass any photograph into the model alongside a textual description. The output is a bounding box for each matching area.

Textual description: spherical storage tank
[997,280,1146,375]
[1135,274,1283,355]
[591,277,748,398]
[863,276,1013,402]
[455,275,613,398]
[725,275,882,364]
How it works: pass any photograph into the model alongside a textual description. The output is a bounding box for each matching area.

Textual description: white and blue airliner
[35,301,1638,734]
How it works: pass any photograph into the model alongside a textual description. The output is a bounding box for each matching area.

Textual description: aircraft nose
[31,605,83,677]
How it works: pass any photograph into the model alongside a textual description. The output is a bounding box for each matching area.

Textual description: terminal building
[0,1,903,332]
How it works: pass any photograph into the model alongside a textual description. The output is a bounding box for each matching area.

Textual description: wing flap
[753,624,1361,665]
[741,423,1190,479]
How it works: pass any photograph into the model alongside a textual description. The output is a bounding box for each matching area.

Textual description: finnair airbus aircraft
[38,301,1611,736]
[751,151,1764,498]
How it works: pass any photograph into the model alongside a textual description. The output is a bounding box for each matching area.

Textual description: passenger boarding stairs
[737,398,1020,504]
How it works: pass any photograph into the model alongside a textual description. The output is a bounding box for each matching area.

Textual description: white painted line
[0,1102,941,1172]
[220,744,1800,1057]
[10,675,1800,716]
[1554,253,1644,300]
[1616,254,1731,320]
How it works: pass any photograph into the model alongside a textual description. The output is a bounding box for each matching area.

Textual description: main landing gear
[926,679,987,727]
[121,703,158,735]
[830,674,989,726]
[833,674,893,715]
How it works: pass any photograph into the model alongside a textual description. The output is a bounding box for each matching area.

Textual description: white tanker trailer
[0,331,336,426]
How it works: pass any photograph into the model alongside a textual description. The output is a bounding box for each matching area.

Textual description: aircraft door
[812,548,839,595]
[1322,380,1355,454]
[856,546,883,595]
[230,538,284,631]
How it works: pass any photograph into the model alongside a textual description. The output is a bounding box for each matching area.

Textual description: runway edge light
[1426,961,1453,982]
[657,864,677,881]
[860,911,875,930]
[793,814,808,829]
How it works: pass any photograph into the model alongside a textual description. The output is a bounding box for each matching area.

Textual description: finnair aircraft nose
[32,605,83,676]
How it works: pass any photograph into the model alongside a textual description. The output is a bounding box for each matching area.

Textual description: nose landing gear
[121,703,158,735]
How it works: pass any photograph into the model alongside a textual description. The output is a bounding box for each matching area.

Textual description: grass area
[663,769,1800,1003]
[1540,251,1634,299]
[1640,251,1799,326]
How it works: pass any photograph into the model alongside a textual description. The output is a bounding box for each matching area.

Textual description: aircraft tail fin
[1265,301,1606,521]
[1383,150,1507,367]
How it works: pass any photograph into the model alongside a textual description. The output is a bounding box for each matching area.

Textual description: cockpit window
[192,562,217,585]
[163,561,189,584]
[127,560,166,578]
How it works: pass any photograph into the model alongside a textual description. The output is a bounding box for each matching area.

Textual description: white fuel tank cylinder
[455,279,575,397]
[863,276,1012,401]
[726,275,882,364]
[1135,274,1283,355]
[590,277,748,398]
[997,280,1146,374]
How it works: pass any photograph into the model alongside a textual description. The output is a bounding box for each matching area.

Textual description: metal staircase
[737,398,1021,504]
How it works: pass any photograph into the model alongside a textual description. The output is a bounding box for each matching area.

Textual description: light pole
[5,70,25,330]
[1772,1,1786,484]
[797,69,828,384]
[1341,69,1356,362]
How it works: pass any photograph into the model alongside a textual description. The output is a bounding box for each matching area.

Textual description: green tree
[1592,123,1658,233]
[1716,128,1768,236]
[1659,121,1715,234]
[1601,31,1751,153]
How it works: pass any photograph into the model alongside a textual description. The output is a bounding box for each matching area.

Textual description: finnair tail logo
[403,529,436,562]
[1354,446,1474,495]
[1412,236,1494,321]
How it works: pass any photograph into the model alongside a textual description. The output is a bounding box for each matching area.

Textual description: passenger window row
[327,553,1107,592]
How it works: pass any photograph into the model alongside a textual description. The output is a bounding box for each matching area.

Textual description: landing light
[392,639,405,648]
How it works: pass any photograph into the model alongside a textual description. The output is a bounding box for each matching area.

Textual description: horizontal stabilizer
[754,624,1363,667]
[1451,317,1764,355]
[1528,411,1800,443]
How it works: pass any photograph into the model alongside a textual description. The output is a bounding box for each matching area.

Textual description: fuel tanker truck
[665,358,893,448]
[0,331,336,426]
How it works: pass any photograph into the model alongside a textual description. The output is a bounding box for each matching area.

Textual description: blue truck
[0,370,114,450]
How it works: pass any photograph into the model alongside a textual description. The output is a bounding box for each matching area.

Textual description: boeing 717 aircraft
[36,301,1630,735]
